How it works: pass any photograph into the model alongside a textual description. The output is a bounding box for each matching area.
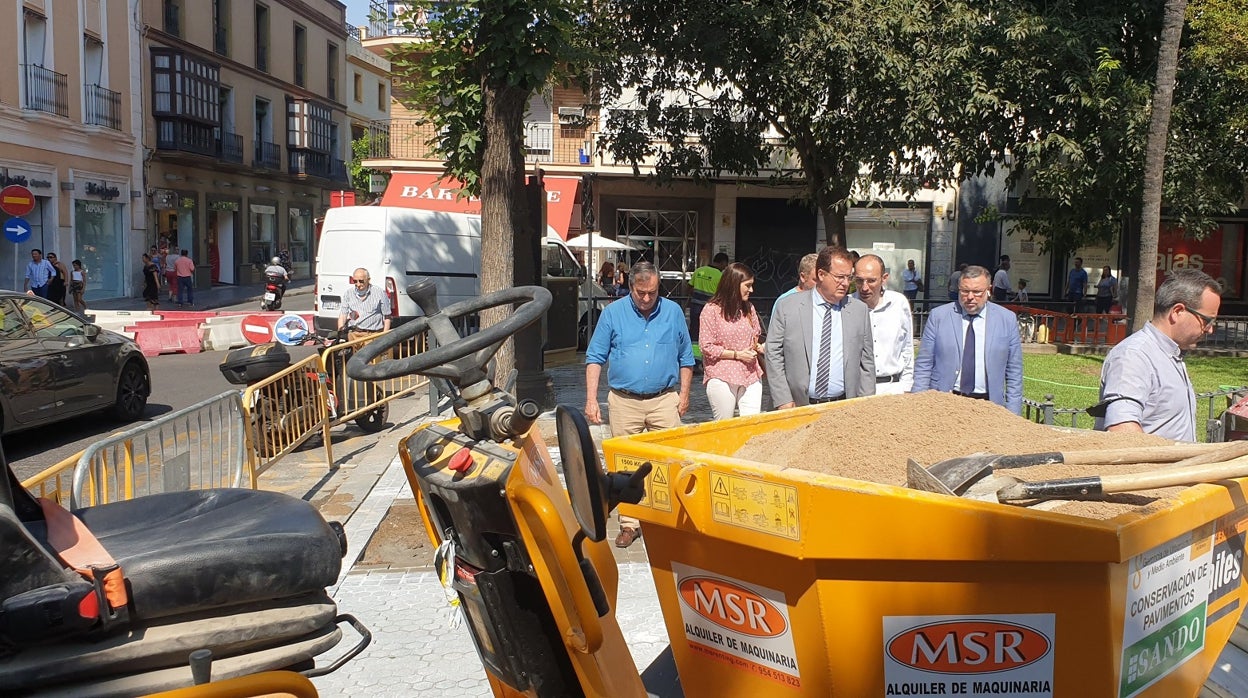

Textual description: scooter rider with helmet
[264,256,290,291]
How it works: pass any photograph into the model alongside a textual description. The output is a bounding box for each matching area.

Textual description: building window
[294,25,306,87]
[255,4,269,72]
[353,73,362,103]
[326,43,338,100]
[151,48,222,155]
[249,203,276,267]
[377,82,386,111]
[163,0,182,37]
[287,99,332,153]
[213,0,231,56]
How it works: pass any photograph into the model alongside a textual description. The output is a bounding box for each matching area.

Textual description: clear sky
[342,0,372,27]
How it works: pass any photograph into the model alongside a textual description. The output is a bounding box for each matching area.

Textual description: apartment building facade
[344,23,391,202]
[143,0,352,285]
[0,0,142,300]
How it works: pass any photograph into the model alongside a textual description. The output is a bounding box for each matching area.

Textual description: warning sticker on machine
[672,562,800,688]
[613,454,671,512]
[882,614,1055,697]
[1119,526,1214,698]
[709,470,799,540]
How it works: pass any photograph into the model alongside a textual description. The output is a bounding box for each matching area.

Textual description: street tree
[388,0,590,378]
[592,0,1003,247]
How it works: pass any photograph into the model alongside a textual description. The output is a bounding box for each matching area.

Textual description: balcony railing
[363,118,594,166]
[218,132,243,163]
[255,140,281,169]
[288,150,331,179]
[156,119,217,157]
[22,64,69,117]
[330,157,349,184]
[84,83,121,130]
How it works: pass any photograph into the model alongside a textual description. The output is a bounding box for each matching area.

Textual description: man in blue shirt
[585,261,695,547]
[23,249,54,298]
[1065,257,1088,312]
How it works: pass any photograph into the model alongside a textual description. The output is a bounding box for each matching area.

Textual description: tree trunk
[820,203,846,248]
[479,80,530,384]
[1133,0,1188,332]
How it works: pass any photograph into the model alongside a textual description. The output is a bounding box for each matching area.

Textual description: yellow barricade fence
[240,353,333,485]
[69,391,249,508]
[319,332,430,427]
[21,451,84,506]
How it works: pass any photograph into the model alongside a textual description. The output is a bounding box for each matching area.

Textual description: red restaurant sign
[379,172,580,239]
[1157,223,1244,297]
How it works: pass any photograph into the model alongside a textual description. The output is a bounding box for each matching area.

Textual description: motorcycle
[219,329,388,458]
[260,272,287,311]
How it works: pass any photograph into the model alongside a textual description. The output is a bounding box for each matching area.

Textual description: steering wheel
[346,279,552,386]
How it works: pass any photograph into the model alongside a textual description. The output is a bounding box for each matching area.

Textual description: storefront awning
[379,172,581,240]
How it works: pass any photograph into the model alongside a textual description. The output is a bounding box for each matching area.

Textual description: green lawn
[1022,353,1248,411]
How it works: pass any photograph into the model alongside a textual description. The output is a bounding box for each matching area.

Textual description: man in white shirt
[901,259,921,300]
[853,254,914,395]
[992,255,1012,302]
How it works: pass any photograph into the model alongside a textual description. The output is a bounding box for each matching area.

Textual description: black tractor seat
[0,453,358,696]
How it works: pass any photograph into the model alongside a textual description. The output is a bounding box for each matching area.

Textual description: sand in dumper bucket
[603,392,1248,696]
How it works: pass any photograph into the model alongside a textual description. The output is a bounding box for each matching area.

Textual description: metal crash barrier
[240,353,332,485]
[69,391,249,508]
[319,333,429,427]
[21,451,86,506]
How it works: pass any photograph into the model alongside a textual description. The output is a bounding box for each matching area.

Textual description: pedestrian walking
[23,249,54,298]
[70,259,87,313]
[687,253,728,342]
[141,253,161,309]
[947,262,967,301]
[164,247,180,302]
[46,252,68,306]
[777,253,818,301]
[1066,257,1089,312]
[584,261,695,548]
[174,249,195,307]
[992,255,1012,302]
[699,262,765,420]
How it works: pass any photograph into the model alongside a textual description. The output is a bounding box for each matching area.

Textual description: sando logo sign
[887,619,1050,674]
[680,576,787,638]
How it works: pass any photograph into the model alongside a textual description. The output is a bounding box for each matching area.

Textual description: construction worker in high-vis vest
[687,252,729,342]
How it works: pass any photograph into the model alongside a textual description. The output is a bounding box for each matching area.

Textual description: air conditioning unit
[557,106,585,123]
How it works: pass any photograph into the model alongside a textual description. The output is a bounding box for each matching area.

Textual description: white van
[313,206,599,334]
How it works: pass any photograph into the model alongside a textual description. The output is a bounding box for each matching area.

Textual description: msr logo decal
[886,620,1051,674]
[680,576,787,638]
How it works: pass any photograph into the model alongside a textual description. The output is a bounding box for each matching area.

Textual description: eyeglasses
[959,288,989,298]
[1185,306,1217,332]
[824,272,852,284]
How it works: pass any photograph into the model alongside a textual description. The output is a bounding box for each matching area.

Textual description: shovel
[910,442,1242,497]
[909,454,1248,504]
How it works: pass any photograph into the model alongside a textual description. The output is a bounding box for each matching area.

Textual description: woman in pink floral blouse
[699,262,765,420]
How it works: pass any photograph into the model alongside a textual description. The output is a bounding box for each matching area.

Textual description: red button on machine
[447,448,474,474]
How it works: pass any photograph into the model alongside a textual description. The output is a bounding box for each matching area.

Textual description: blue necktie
[960,314,978,394]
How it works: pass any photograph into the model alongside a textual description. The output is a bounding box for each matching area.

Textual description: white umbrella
[563,232,640,251]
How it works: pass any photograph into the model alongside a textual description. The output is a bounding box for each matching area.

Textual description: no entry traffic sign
[0,185,36,217]
[240,314,274,344]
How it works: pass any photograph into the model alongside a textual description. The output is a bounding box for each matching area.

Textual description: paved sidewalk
[306,356,708,696]
[87,278,314,312]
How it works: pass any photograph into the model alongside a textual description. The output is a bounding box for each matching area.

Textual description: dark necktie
[960,314,978,394]
[815,302,833,396]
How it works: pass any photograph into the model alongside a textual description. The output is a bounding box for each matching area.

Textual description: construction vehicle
[350,279,1248,697]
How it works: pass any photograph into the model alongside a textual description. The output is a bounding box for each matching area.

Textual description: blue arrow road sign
[4,217,32,244]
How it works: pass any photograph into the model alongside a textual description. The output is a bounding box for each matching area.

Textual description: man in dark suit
[765,246,875,408]
[913,265,1023,413]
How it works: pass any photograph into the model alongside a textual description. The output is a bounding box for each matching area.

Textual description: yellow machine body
[604,402,1248,697]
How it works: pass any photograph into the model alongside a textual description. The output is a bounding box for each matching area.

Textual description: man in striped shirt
[338,267,391,341]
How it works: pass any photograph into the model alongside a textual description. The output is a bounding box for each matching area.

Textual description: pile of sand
[733,391,1188,519]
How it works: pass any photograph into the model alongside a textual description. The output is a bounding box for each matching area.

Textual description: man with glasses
[1093,269,1221,441]
[765,246,875,409]
[338,267,391,342]
[913,265,1023,413]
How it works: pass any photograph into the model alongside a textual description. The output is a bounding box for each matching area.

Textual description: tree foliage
[592,0,1003,247]
[348,134,380,200]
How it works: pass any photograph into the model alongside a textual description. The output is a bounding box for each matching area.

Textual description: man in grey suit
[766,246,875,408]
[912,265,1024,413]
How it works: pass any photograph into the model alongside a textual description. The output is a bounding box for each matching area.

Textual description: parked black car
[0,291,150,435]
